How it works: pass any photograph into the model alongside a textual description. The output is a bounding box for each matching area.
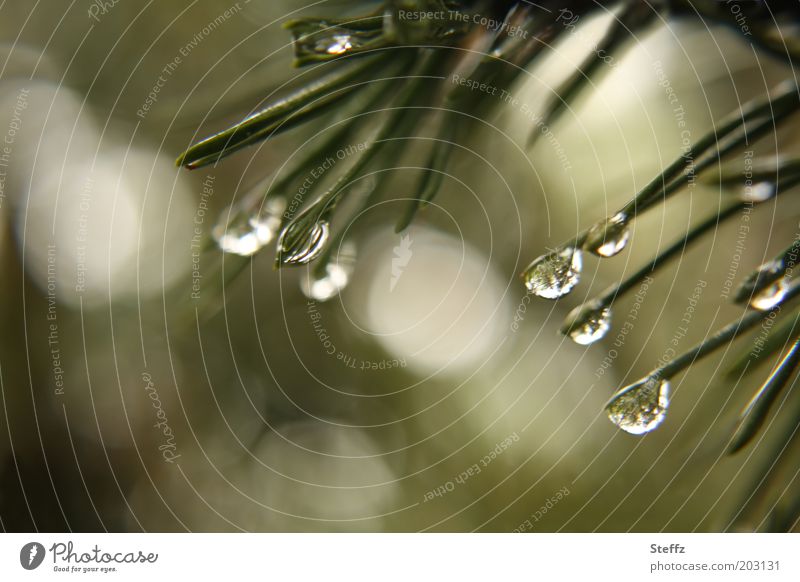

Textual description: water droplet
[734,259,784,303]
[522,247,582,299]
[277,220,330,266]
[213,198,285,257]
[606,375,670,435]
[750,278,789,311]
[289,21,371,61]
[300,243,357,301]
[562,300,612,345]
[742,181,776,203]
[584,212,630,258]
[320,34,355,55]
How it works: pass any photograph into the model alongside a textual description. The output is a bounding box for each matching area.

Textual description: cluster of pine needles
[176,1,800,531]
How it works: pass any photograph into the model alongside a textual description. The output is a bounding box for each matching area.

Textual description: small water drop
[277,220,331,266]
[750,278,789,311]
[300,243,357,301]
[290,21,368,60]
[606,375,670,435]
[562,301,612,345]
[522,247,582,299]
[320,34,355,55]
[742,181,776,203]
[584,212,630,258]
[734,259,784,303]
[213,198,285,257]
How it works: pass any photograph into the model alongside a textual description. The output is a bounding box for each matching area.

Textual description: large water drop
[606,375,670,435]
[522,247,582,299]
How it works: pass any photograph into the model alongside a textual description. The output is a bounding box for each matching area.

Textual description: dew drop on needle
[278,220,331,266]
[750,278,789,311]
[321,35,355,55]
[606,375,670,435]
[300,243,357,301]
[741,181,776,203]
[563,301,612,345]
[214,199,285,257]
[522,247,582,299]
[584,212,630,258]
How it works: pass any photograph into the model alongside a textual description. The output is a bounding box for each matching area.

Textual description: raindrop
[213,198,285,257]
[742,181,776,203]
[277,219,331,266]
[290,21,369,60]
[562,300,612,345]
[320,34,355,55]
[606,375,670,435]
[584,212,630,258]
[750,278,789,311]
[734,259,785,304]
[300,243,357,301]
[522,247,582,299]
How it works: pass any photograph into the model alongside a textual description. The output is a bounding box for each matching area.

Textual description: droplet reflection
[563,301,612,345]
[742,181,776,203]
[214,198,285,257]
[277,220,331,266]
[522,247,583,299]
[300,242,357,301]
[321,34,355,55]
[750,278,789,311]
[584,212,630,258]
[606,375,670,435]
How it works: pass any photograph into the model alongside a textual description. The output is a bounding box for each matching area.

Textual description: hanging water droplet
[741,181,776,203]
[300,243,357,301]
[584,212,630,258]
[522,247,582,299]
[750,278,789,311]
[734,259,784,303]
[213,198,286,257]
[277,219,331,266]
[606,375,670,435]
[562,300,612,345]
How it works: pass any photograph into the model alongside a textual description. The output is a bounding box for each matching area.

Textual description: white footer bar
[0,533,796,580]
